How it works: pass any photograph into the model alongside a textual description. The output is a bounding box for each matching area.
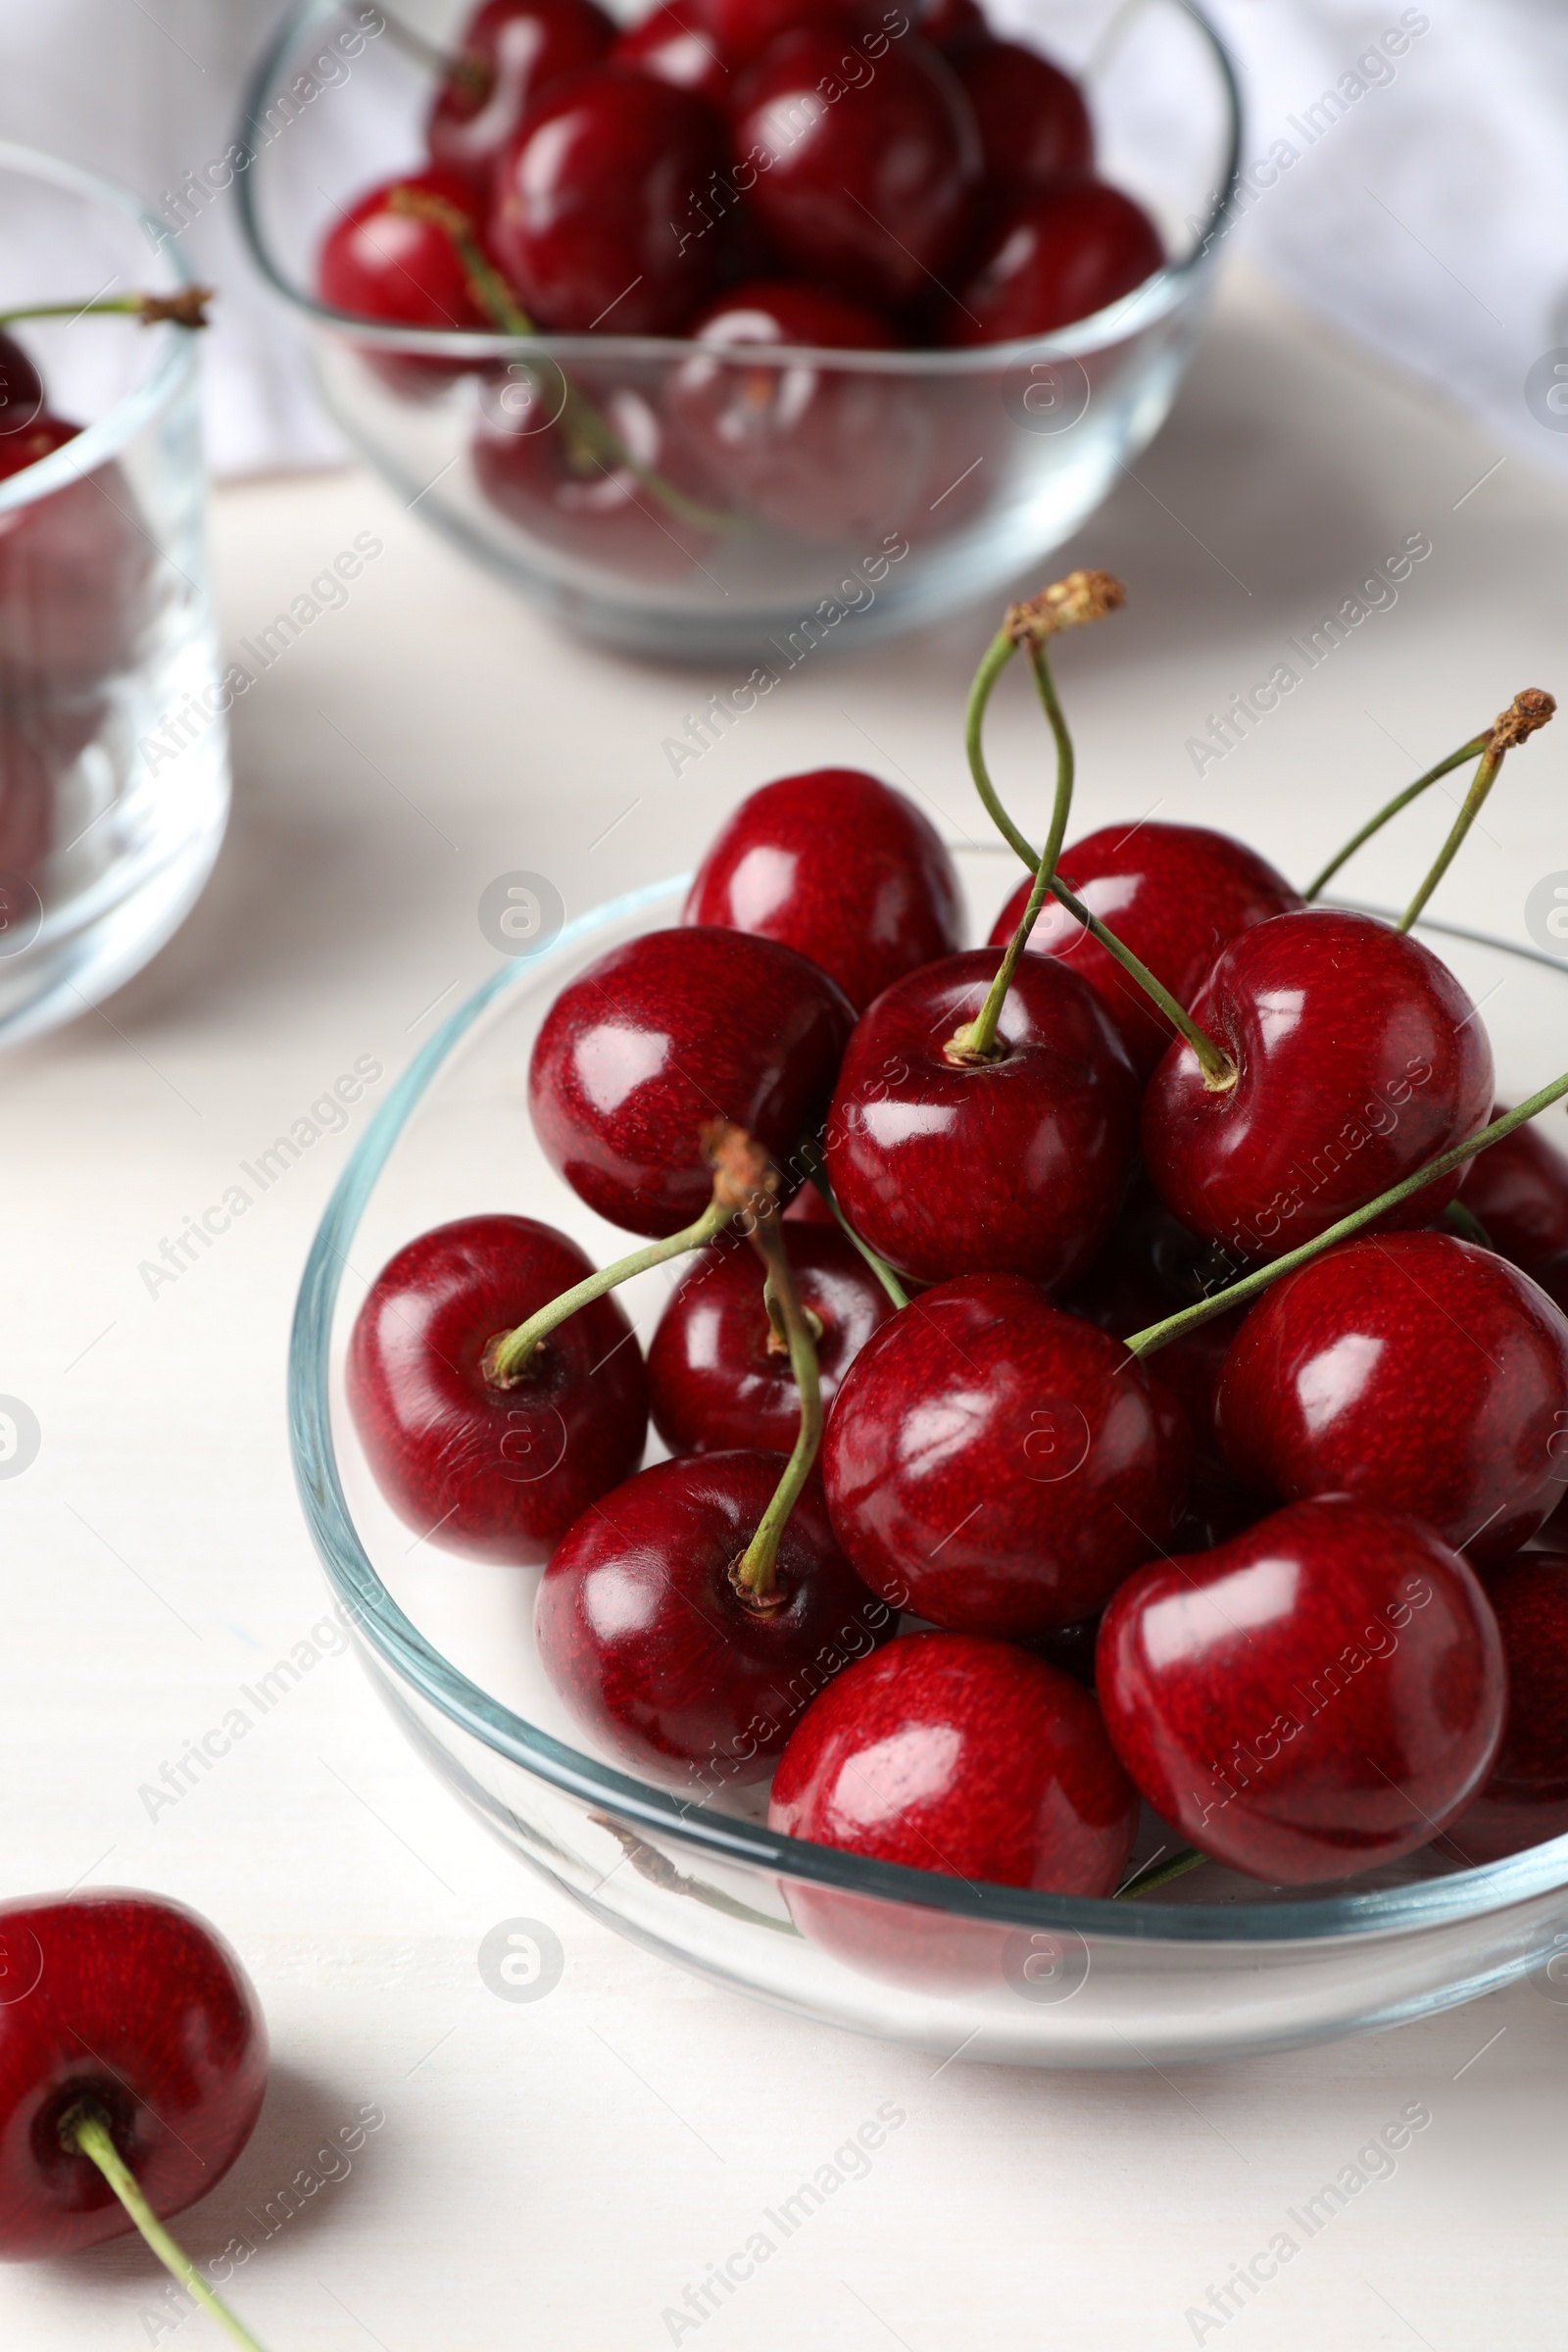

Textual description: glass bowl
[289,848,1568,2068]
[0,143,229,1050]
[238,0,1240,658]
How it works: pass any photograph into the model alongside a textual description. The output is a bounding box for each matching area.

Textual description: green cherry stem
[62,2105,270,2352]
[730,1187,822,1608]
[963,585,1238,1092]
[483,1196,734,1387]
[1303,735,1487,901]
[1125,1075,1568,1359]
[1396,690,1554,932]
[0,290,213,330]
[797,1137,908,1310]
[1115,1846,1208,1899]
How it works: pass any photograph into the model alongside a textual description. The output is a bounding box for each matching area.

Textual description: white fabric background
[0,0,1562,479]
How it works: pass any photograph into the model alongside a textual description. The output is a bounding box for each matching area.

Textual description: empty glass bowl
[239,0,1241,657]
[288,849,1568,2067]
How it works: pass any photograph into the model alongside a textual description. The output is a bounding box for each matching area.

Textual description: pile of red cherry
[317,0,1161,563]
[348,570,1568,1988]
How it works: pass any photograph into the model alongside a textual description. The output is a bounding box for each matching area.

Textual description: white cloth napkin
[0,0,1562,478]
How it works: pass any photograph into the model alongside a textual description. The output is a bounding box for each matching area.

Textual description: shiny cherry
[427,0,616,187]
[1142,908,1494,1261]
[318,170,494,332]
[0,1890,267,2257]
[346,1213,650,1564]
[648,1222,893,1453]
[535,1449,893,1788]
[952,35,1092,191]
[730,26,980,309]
[1216,1230,1568,1564]
[0,332,43,439]
[824,949,1139,1289]
[988,819,1301,1078]
[528,925,854,1238]
[1457,1104,1568,1269]
[942,178,1163,344]
[614,2,732,107]
[700,0,880,67]
[823,1272,1192,1637]
[1098,1497,1505,1885]
[0,417,150,697]
[490,69,728,332]
[1445,1553,1568,1863]
[665,282,927,545]
[683,765,960,1013]
[770,1631,1138,1986]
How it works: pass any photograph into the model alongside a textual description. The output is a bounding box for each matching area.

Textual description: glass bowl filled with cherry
[238,0,1238,655]
[291,572,1568,2068]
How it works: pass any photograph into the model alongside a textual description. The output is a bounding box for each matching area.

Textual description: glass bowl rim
[0,138,198,515]
[287,868,1568,1947]
[238,0,1243,375]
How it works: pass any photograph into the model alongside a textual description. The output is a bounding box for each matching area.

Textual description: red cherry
[1098,1497,1504,1885]
[1445,1553,1568,1863]
[0,417,150,697]
[988,820,1302,1079]
[914,0,986,51]
[648,1222,894,1452]
[1062,1193,1246,1458]
[427,0,616,187]
[490,69,728,332]
[0,1890,266,2258]
[535,1450,894,1787]
[769,1631,1139,1986]
[665,281,927,544]
[699,0,880,68]
[942,179,1163,344]
[823,949,1139,1288]
[729,26,980,309]
[346,1214,650,1564]
[1215,1230,1568,1564]
[823,1272,1192,1637]
[683,765,960,1013]
[0,332,44,439]
[1141,909,1494,1262]
[472,372,719,579]
[613,2,732,107]
[952,36,1092,192]
[318,170,494,332]
[1456,1104,1568,1269]
[527,925,854,1238]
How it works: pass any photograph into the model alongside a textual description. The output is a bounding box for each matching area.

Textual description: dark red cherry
[0,1890,266,2258]
[346,1214,650,1564]
[318,170,494,332]
[1170,1454,1263,1555]
[1445,1553,1568,1863]
[915,0,986,51]
[613,2,731,106]
[683,765,960,1013]
[824,949,1139,1289]
[528,925,854,1238]
[823,1272,1192,1637]
[535,1449,894,1788]
[770,1632,1138,1988]
[1141,909,1494,1262]
[941,179,1163,344]
[1456,1104,1568,1269]
[1216,1231,1568,1564]
[428,0,616,187]
[730,26,980,308]
[699,0,880,68]
[952,36,1092,191]
[988,819,1302,1079]
[665,282,926,544]
[0,418,150,697]
[491,69,728,332]
[0,331,44,439]
[648,1222,894,1453]
[472,371,720,579]
[1098,1497,1505,1885]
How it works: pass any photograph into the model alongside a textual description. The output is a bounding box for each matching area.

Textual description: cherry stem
[797,1137,908,1309]
[484,1196,734,1386]
[1125,1075,1568,1358]
[762,1270,821,1354]
[1303,735,1488,901]
[963,610,1237,1093]
[0,290,213,330]
[1114,1846,1207,1898]
[1396,746,1505,934]
[1444,1197,1492,1248]
[731,1197,822,1608]
[61,2105,270,2352]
